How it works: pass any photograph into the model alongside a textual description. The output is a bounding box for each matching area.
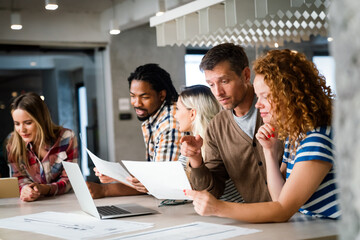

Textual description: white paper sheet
[112,221,262,240]
[86,148,134,188]
[0,211,153,240]
[122,161,192,200]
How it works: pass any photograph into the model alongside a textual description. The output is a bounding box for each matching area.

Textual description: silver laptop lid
[62,161,101,219]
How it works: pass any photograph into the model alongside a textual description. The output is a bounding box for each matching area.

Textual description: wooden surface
[0,193,338,240]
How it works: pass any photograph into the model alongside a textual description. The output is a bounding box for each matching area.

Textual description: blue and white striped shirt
[283,126,340,219]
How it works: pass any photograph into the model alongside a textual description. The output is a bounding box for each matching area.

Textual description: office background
[0,0,330,172]
[0,1,358,238]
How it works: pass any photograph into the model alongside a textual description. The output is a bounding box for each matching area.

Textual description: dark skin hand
[86,181,145,199]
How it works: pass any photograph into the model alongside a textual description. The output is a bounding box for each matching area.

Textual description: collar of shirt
[141,101,167,127]
[26,142,52,151]
[26,142,34,151]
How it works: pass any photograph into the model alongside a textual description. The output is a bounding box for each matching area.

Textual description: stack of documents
[0,211,153,240]
[113,221,262,240]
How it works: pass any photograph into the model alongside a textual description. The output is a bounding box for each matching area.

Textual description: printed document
[112,221,262,240]
[86,148,134,188]
[0,211,153,240]
[122,160,192,200]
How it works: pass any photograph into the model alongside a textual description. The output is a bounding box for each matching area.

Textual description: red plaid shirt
[8,128,78,196]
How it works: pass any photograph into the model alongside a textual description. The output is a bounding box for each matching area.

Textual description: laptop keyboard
[97,205,131,216]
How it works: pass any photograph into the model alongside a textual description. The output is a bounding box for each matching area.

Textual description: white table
[0,193,338,240]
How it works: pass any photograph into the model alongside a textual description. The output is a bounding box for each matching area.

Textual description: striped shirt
[283,126,340,219]
[8,128,78,196]
[141,102,182,162]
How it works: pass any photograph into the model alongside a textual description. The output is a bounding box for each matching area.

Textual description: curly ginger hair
[253,49,334,150]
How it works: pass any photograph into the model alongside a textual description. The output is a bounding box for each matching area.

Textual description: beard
[134,107,150,121]
[137,115,150,121]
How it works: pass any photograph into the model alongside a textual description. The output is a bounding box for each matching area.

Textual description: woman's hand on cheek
[255,123,278,149]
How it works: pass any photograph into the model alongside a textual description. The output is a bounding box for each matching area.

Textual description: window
[78,85,89,178]
[185,50,207,87]
[312,56,336,95]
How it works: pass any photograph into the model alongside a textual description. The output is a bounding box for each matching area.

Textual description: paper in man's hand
[122,161,192,200]
[86,149,134,188]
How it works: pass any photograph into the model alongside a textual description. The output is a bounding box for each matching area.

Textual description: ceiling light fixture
[109,20,120,35]
[156,0,166,17]
[109,0,120,35]
[10,12,22,30]
[45,0,58,10]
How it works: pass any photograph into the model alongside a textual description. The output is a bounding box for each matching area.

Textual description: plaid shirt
[141,102,182,162]
[8,128,78,196]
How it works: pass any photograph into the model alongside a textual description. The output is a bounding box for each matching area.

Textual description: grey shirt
[233,97,258,139]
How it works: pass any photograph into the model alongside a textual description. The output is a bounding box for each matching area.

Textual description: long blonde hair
[179,85,222,157]
[8,92,62,169]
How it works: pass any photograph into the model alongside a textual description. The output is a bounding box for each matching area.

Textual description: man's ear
[243,67,251,83]
[159,90,166,102]
[190,108,196,122]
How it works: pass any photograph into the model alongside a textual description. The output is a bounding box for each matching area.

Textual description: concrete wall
[329,1,360,239]
[109,24,186,162]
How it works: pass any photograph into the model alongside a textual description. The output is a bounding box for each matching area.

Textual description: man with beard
[86,64,182,198]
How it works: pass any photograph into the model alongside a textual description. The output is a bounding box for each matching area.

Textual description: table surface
[0,193,338,240]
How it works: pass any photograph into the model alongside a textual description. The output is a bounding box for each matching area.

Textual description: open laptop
[62,161,157,219]
[0,177,20,198]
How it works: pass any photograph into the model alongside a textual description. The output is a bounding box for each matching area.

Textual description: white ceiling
[0,0,331,48]
[0,0,123,14]
[0,0,195,47]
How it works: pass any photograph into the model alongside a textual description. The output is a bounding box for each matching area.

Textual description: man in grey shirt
[181,43,283,203]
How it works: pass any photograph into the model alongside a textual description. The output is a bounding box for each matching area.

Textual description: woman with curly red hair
[185,49,340,222]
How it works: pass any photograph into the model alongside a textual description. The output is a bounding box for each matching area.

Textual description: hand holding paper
[122,161,192,200]
[85,149,134,188]
[84,142,191,199]
[93,167,116,183]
